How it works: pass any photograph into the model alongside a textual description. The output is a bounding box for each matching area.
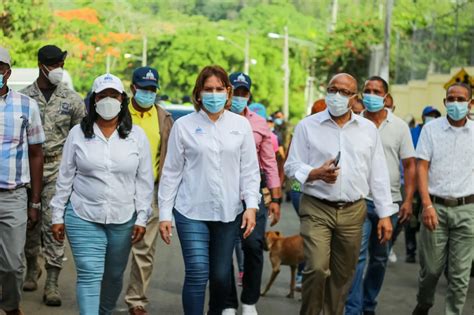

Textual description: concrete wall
[391,67,474,123]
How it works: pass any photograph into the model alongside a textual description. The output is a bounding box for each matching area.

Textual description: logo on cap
[235,74,248,84]
[104,74,114,81]
[143,70,157,81]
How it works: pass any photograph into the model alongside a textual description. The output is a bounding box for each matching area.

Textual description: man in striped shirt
[0,46,45,315]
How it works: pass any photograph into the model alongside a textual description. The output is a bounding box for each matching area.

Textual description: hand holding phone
[334,151,341,167]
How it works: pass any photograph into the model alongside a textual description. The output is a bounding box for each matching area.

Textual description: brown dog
[261,231,304,298]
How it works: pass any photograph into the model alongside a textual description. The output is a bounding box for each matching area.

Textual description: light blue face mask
[274,118,283,125]
[230,96,248,114]
[201,92,227,113]
[0,73,5,89]
[134,89,156,108]
[325,92,350,117]
[446,101,469,121]
[363,93,385,112]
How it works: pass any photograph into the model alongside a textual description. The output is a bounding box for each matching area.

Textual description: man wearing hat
[222,72,281,315]
[124,66,173,315]
[0,47,45,315]
[20,44,85,306]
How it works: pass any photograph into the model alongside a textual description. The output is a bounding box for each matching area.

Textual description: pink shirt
[270,132,279,153]
[244,109,280,189]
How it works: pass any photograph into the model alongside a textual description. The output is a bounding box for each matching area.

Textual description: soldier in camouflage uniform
[20,45,85,306]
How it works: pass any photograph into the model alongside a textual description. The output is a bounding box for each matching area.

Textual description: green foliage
[3,0,473,120]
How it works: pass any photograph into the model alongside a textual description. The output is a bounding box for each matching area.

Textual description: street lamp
[268,27,316,119]
[217,35,251,75]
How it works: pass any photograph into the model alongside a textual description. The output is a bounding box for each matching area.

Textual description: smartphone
[334,151,341,167]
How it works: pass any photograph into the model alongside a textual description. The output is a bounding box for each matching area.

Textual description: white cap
[0,47,11,67]
[92,73,124,94]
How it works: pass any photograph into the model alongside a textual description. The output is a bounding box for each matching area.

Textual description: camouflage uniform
[21,81,85,270]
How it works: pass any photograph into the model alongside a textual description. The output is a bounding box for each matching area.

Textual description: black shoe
[412,304,430,315]
[406,255,416,263]
[363,311,375,315]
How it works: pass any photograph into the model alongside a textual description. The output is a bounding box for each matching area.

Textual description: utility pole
[329,0,338,33]
[106,53,111,73]
[283,26,290,119]
[380,0,393,82]
[244,34,250,75]
[142,35,147,67]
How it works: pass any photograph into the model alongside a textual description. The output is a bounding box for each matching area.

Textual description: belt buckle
[335,202,346,210]
[444,198,458,207]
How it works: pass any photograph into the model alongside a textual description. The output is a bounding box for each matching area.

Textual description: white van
[8,68,75,91]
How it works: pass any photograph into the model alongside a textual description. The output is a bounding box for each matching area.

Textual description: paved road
[3,202,473,314]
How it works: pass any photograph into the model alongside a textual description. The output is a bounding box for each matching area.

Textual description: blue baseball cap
[229,72,252,91]
[248,103,267,119]
[132,67,160,89]
[422,106,441,117]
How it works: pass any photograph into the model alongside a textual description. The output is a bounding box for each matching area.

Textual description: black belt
[314,196,362,210]
[430,194,474,207]
[0,184,26,192]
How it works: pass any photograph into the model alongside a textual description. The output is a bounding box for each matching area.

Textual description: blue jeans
[345,200,399,315]
[174,209,242,315]
[65,204,135,315]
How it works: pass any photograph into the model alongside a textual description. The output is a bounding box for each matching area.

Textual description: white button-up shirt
[285,110,397,218]
[50,124,153,227]
[158,110,260,222]
[416,117,474,198]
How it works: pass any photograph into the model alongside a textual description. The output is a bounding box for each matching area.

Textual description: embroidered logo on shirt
[230,130,242,135]
[59,102,71,115]
[195,127,205,134]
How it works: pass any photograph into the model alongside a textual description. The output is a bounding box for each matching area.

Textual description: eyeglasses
[326,87,356,97]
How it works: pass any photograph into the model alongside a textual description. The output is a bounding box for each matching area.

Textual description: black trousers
[226,201,267,308]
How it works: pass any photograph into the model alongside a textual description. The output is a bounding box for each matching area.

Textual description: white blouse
[158,110,261,222]
[50,123,153,227]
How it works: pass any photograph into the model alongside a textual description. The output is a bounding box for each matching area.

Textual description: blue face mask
[230,96,248,114]
[446,101,469,121]
[274,118,284,125]
[134,89,156,108]
[201,92,227,113]
[363,93,385,112]
[325,92,350,117]
[0,73,5,89]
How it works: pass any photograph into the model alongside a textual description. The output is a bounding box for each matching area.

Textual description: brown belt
[430,194,474,207]
[314,196,362,210]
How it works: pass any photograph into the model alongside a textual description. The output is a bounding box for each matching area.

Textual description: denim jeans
[226,200,267,308]
[345,200,399,315]
[65,204,135,315]
[174,209,242,315]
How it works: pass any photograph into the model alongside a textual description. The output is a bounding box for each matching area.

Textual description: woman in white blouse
[50,73,153,315]
[158,65,261,315]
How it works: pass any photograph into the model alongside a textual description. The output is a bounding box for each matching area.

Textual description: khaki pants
[124,184,159,308]
[416,202,474,315]
[299,194,367,315]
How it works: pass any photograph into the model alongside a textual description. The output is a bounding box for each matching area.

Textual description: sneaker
[222,308,237,315]
[238,272,244,286]
[242,304,258,315]
[388,248,397,263]
[295,275,302,292]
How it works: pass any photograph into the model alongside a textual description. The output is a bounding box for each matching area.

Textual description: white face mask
[325,92,350,117]
[42,65,63,85]
[95,97,121,120]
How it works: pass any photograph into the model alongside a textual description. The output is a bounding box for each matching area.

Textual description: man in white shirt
[285,73,396,315]
[345,76,416,315]
[412,82,474,315]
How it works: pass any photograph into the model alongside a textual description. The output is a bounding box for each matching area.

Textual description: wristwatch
[271,197,282,205]
[29,202,41,210]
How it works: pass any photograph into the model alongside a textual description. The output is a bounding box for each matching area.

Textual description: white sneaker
[222,308,237,315]
[388,248,397,263]
[242,304,258,315]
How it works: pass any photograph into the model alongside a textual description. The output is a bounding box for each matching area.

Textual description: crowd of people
[0,43,472,315]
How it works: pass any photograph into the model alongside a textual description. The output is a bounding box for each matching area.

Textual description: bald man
[285,73,395,315]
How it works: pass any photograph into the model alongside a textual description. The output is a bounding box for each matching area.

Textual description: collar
[128,100,154,118]
[316,109,358,126]
[93,122,118,142]
[442,116,472,131]
[198,108,226,123]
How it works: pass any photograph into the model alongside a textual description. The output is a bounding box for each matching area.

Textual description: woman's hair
[191,65,232,112]
[80,92,132,139]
